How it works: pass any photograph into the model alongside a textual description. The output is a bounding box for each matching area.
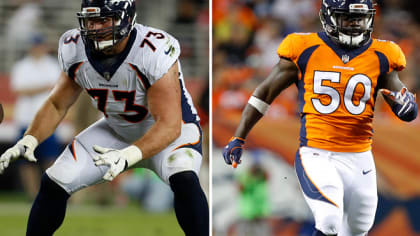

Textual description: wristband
[229,136,245,142]
[18,135,39,150]
[122,145,143,167]
[248,96,270,115]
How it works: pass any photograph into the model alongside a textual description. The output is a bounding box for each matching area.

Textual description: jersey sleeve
[277,34,299,61]
[387,41,406,71]
[139,31,181,86]
[58,29,84,77]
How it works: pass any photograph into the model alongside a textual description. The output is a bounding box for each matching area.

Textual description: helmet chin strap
[338,32,364,47]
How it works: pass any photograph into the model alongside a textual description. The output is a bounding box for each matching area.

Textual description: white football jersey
[58,24,199,142]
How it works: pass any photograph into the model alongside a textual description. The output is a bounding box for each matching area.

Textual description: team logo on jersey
[164,45,174,56]
[341,54,350,63]
[164,39,175,57]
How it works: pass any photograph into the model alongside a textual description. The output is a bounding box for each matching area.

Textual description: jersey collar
[317,32,372,64]
[85,27,137,80]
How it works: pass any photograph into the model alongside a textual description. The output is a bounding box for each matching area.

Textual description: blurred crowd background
[213,0,420,236]
[0,0,209,230]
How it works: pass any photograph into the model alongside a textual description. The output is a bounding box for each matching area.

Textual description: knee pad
[312,229,337,236]
[347,194,376,235]
[348,222,372,236]
[317,214,341,235]
[164,148,202,183]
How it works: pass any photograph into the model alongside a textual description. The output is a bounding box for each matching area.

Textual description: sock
[169,171,209,236]
[26,174,70,236]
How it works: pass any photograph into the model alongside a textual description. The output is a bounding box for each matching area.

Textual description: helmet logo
[109,0,134,4]
[332,0,346,7]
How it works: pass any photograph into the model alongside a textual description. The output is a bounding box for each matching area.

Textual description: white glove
[92,145,143,181]
[0,135,38,174]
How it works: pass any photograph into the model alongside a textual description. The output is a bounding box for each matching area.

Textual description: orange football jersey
[277,32,406,152]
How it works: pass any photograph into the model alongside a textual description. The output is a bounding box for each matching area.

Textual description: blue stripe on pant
[294,150,338,207]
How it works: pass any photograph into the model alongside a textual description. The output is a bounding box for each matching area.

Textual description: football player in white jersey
[0,0,209,235]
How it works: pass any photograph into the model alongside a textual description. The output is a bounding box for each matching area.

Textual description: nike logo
[362,169,372,175]
[164,46,173,55]
[114,159,120,165]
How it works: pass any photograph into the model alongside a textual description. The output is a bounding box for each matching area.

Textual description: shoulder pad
[277,32,319,62]
[58,29,86,74]
[128,24,181,86]
[373,39,406,71]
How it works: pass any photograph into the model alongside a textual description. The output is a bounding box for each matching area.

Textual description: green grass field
[0,194,184,236]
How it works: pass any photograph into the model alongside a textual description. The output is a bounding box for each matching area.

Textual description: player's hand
[222,137,245,168]
[0,135,38,174]
[93,145,128,181]
[381,87,417,121]
[93,145,142,181]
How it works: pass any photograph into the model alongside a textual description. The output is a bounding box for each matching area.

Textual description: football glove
[381,87,418,121]
[223,137,245,168]
[93,145,142,181]
[0,135,38,174]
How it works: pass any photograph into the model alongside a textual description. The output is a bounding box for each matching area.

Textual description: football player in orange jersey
[223,0,417,235]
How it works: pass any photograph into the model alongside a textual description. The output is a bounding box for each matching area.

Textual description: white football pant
[295,146,377,236]
[46,118,202,194]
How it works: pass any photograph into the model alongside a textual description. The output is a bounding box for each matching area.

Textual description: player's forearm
[133,120,181,160]
[234,104,264,139]
[233,76,275,139]
[233,83,271,139]
[24,97,68,143]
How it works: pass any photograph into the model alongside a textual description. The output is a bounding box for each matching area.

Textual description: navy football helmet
[320,0,376,48]
[77,0,136,52]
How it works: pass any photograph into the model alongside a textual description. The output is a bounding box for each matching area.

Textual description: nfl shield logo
[341,54,350,63]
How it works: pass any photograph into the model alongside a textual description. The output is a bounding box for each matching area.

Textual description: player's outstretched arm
[93,62,181,181]
[0,72,82,174]
[223,58,299,168]
[378,70,417,122]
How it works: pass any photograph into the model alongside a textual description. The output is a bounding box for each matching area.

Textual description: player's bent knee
[349,221,373,236]
[348,195,376,235]
[164,148,201,182]
[317,214,341,235]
